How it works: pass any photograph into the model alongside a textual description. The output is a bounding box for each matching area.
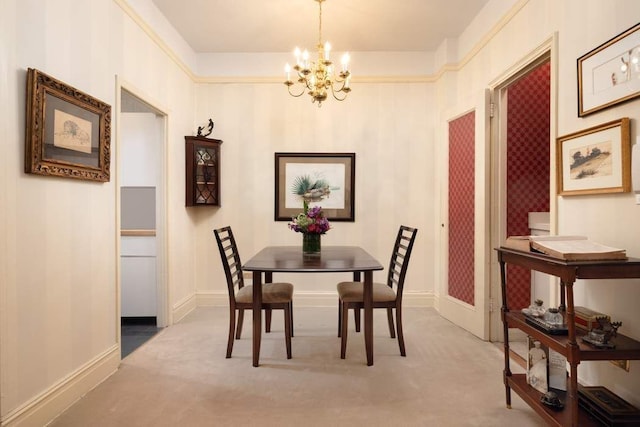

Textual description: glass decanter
[544,307,563,327]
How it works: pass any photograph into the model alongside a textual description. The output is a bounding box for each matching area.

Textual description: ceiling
[151,0,490,54]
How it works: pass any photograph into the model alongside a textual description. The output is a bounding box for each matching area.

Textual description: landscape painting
[569,141,612,181]
[557,118,630,196]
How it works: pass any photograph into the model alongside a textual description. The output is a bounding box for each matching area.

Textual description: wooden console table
[496,247,640,426]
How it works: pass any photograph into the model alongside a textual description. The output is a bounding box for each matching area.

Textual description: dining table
[242,245,384,367]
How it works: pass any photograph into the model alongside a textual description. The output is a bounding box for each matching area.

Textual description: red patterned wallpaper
[448,111,475,305]
[506,61,551,309]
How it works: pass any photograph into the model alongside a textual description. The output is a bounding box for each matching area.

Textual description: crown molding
[115,0,529,85]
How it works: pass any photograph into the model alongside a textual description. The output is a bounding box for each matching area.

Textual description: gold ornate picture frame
[556,118,630,196]
[578,23,640,117]
[25,68,111,182]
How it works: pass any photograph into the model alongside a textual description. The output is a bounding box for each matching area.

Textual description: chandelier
[284,0,351,107]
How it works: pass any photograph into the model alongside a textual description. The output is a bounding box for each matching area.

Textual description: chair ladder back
[214,227,245,299]
[388,258,403,288]
[386,226,418,296]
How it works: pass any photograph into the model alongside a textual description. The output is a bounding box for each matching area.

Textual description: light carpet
[51,307,544,426]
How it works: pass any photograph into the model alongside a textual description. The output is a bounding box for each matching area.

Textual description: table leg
[565,282,579,425]
[559,281,566,312]
[364,270,373,366]
[252,270,263,367]
[499,258,512,408]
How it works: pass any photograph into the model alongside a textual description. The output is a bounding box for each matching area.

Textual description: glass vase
[302,233,321,255]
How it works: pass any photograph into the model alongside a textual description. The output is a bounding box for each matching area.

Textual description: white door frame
[115,77,171,342]
[437,92,492,340]
[487,34,559,342]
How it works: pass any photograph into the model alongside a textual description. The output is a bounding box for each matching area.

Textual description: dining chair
[337,225,418,358]
[214,226,294,359]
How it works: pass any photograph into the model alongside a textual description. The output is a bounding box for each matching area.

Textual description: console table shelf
[496,247,640,427]
[506,312,640,360]
[506,375,599,427]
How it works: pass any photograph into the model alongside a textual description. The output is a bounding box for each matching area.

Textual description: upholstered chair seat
[235,283,294,304]
[336,282,396,303]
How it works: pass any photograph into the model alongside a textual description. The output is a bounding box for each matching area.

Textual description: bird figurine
[197,118,214,137]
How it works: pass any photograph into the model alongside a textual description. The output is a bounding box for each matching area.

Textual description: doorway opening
[118,84,169,358]
[489,40,556,357]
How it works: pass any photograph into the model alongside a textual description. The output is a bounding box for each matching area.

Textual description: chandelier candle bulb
[285,64,291,81]
[324,42,331,60]
[341,53,350,72]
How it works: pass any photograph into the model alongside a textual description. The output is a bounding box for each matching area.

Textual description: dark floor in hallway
[121,317,161,358]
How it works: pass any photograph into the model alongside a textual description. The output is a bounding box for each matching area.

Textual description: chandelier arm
[304,75,315,91]
[287,84,306,98]
[330,79,350,93]
[330,84,348,101]
[331,89,347,102]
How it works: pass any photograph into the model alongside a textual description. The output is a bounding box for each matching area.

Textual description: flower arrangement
[288,200,331,235]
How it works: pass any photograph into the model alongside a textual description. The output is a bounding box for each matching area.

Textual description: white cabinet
[121,236,156,317]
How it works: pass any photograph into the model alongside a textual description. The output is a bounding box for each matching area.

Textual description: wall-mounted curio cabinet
[185,136,222,206]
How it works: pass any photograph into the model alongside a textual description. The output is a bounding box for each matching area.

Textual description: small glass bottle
[544,307,563,327]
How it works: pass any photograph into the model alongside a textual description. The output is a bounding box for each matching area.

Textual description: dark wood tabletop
[243,245,384,273]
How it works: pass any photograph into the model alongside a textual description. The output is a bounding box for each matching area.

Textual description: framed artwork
[275,152,355,221]
[25,68,111,182]
[578,23,640,117]
[610,359,630,372]
[556,118,630,196]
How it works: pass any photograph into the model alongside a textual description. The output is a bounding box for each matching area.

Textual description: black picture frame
[275,152,355,221]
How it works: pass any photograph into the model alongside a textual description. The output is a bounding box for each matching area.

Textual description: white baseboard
[172,293,197,323]
[1,345,119,427]
[195,291,227,307]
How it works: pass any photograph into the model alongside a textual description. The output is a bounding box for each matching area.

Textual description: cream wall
[1,0,639,425]
[192,81,436,307]
[0,0,197,425]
